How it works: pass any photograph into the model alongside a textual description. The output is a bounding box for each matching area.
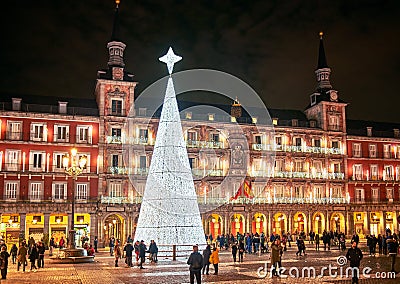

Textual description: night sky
[1,0,399,123]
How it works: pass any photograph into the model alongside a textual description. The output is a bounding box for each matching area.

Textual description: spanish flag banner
[230,180,253,200]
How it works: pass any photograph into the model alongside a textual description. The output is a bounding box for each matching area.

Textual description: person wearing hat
[138,240,147,269]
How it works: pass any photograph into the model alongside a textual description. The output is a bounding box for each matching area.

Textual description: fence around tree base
[154,244,207,260]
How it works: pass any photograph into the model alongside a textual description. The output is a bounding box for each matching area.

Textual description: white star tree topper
[159,47,182,74]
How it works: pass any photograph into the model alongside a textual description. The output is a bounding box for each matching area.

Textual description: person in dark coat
[387,235,399,273]
[346,241,363,284]
[138,240,147,269]
[17,243,28,272]
[149,240,158,263]
[37,241,45,268]
[238,240,245,262]
[0,246,10,280]
[28,244,38,272]
[94,236,99,253]
[202,245,211,275]
[187,245,204,284]
[124,241,134,267]
[10,244,18,264]
[231,242,238,262]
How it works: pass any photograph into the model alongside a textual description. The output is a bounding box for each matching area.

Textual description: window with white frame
[294,160,303,172]
[275,136,283,150]
[187,131,197,142]
[328,115,339,131]
[274,184,285,198]
[369,144,377,158]
[52,183,67,200]
[5,150,20,171]
[353,164,363,180]
[109,183,123,198]
[4,181,18,200]
[274,159,284,172]
[77,153,90,172]
[386,188,394,201]
[210,133,219,142]
[111,99,123,115]
[138,128,148,143]
[29,151,45,172]
[54,124,69,142]
[76,126,92,144]
[188,157,197,169]
[76,183,88,200]
[370,165,378,180]
[30,182,42,200]
[254,135,262,145]
[53,153,66,172]
[331,140,339,149]
[294,186,304,199]
[353,143,361,157]
[139,156,147,169]
[384,165,394,180]
[355,188,365,202]
[312,160,323,176]
[294,137,302,147]
[332,186,342,198]
[313,185,324,199]
[30,123,46,141]
[371,188,379,202]
[396,166,400,181]
[7,121,22,140]
[384,144,391,158]
[313,138,321,148]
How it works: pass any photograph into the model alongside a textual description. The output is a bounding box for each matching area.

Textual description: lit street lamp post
[63,148,87,249]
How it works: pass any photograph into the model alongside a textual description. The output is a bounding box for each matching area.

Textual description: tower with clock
[305,32,348,133]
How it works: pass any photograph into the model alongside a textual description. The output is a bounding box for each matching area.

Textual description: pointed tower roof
[317,32,328,69]
[110,0,121,41]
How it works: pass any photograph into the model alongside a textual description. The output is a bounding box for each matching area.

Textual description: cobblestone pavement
[1,243,399,284]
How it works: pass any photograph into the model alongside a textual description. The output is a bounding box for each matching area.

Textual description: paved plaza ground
[1,242,399,284]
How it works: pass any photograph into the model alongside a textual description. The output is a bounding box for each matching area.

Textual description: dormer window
[12,98,22,111]
[292,119,298,127]
[310,93,318,106]
[58,101,68,114]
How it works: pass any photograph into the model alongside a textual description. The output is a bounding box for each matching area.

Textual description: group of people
[187,244,220,284]
[109,236,158,269]
[0,238,46,280]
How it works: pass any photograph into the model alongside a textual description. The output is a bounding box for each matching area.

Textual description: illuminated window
[369,144,377,158]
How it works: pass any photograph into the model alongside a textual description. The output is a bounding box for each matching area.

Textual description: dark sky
[1,0,400,123]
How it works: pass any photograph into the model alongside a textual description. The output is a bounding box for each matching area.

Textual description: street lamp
[63,148,87,249]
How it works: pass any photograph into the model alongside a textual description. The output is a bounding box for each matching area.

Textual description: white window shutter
[64,184,67,200]
[66,126,70,142]
[52,183,55,200]
[88,129,92,144]
[42,153,46,171]
[54,125,58,142]
[86,155,90,172]
[43,123,47,142]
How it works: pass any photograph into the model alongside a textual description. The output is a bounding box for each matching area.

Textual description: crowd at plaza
[0,229,399,283]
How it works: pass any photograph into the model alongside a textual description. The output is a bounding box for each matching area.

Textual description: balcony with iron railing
[106,108,126,117]
[0,102,98,116]
[1,195,93,203]
[251,143,343,155]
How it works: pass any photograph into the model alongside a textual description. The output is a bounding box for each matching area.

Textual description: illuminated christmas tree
[134,48,205,253]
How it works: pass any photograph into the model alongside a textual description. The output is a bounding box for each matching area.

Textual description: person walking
[270,239,283,277]
[17,243,28,272]
[114,241,122,267]
[94,236,99,253]
[10,244,17,264]
[124,241,134,267]
[387,235,399,273]
[49,237,55,257]
[134,240,140,266]
[209,247,219,275]
[187,245,203,284]
[231,242,238,262]
[238,240,245,262]
[346,241,363,284]
[138,240,147,269]
[202,244,211,275]
[0,246,10,280]
[28,243,38,272]
[109,236,115,256]
[315,234,320,251]
[37,241,45,268]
